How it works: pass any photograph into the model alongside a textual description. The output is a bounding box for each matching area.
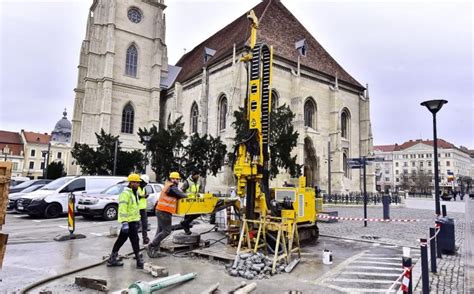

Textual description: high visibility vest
[156,181,178,214]
[185,178,200,199]
[138,186,147,210]
[118,187,141,223]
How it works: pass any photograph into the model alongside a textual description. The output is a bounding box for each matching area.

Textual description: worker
[180,169,203,235]
[138,174,150,245]
[147,171,187,258]
[107,173,144,269]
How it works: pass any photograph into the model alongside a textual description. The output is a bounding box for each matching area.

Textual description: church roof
[52,109,72,134]
[175,0,363,89]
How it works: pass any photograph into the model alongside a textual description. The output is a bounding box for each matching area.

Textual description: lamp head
[421,99,448,114]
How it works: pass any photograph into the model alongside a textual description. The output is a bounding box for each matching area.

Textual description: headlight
[32,196,46,202]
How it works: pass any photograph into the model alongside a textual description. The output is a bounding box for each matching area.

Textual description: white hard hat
[140,174,150,184]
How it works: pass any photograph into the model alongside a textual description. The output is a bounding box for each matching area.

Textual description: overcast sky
[0,0,472,148]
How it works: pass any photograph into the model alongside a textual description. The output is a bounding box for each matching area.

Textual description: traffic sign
[347,158,362,166]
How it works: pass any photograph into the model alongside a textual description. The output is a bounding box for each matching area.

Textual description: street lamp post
[142,135,151,174]
[421,99,447,216]
[41,150,48,179]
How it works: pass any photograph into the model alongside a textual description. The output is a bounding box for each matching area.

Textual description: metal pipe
[432,113,441,216]
[150,272,197,291]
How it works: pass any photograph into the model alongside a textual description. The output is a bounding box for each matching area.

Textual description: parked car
[9,176,31,187]
[77,182,163,221]
[9,179,52,194]
[16,176,126,218]
[8,183,48,210]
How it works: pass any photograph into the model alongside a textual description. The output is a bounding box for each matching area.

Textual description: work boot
[180,221,192,235]
[136,255,144,269]
[133,253,143,260]
[106,252,124,267]
[143,236,150,245]
[147,245,166,258]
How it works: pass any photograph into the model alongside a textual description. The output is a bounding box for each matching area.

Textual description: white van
[16,176,125,218]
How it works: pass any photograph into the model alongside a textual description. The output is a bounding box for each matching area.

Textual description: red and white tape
[317,214,421,222]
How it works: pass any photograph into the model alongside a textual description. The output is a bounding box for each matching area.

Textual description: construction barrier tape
[317,214,421,222]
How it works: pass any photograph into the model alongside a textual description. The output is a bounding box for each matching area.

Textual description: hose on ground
[19,248,141,294]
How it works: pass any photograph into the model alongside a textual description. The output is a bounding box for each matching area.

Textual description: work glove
[121,222,129,234]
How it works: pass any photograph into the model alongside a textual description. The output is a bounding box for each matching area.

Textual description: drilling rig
[175,10,321,251]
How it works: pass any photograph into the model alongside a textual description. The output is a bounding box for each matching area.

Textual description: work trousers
[181,214,200,229]
[112,221,140,258]
[139,209,148,239]
[150,211,172,248]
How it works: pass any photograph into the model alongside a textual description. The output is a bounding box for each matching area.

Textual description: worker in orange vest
[147,171,187,258]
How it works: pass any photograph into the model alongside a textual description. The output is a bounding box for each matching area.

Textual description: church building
[71,0,375,193]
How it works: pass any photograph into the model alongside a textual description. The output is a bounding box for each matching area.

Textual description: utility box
[436,217,456,254]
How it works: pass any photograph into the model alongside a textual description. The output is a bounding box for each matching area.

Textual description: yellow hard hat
[169,172,181,179]
[128,173,141,182]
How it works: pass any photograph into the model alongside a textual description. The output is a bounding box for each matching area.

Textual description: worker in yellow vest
[147,171,187,258]
[180,169,203,235]
[107,173,143,269]
[138,174,150,245]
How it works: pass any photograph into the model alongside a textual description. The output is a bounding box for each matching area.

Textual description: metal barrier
[322,193,401,205]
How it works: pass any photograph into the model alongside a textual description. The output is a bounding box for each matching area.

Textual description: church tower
[71,0,168,173]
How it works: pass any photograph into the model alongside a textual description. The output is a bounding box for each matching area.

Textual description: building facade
[374,139,473,194]
[374,145,396,193]
[0,131,25,177]
[20,131,51,179]
[70,0,169,176]
[71,0,375,193]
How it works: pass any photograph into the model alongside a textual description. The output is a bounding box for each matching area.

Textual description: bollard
[429,228,437,273]
[68,193,75,236]
[442,204,447,217]
[402,247,412,294]
[54,193,86,241]
[382,195,390,220]
[420,238,430,293]
[435,223,442,258]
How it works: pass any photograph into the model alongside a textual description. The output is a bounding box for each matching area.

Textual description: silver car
[77,182,163,221]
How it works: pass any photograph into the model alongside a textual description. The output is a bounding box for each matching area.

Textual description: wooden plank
[0,233,8,268]
[191,246,236,261]
[0,162,12,268]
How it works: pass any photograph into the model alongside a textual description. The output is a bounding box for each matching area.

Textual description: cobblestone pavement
[318,200,468,293]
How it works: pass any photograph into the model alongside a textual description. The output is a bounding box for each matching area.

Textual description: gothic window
[121,103,134,134]
[190,102,199,134]
[271,89,279,111]
[127,8,142,23]
[218,95,227,132]
[341,108,350,139]
[125,45,138,77]
[304,98,316,128]
[343,150,350,178]
[167,113,171,129]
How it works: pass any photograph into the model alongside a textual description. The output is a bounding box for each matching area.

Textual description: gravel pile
[227,252,285,280]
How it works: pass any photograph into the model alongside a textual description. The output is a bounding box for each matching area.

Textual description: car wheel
[44,203,62,218]
[103,204,118,221]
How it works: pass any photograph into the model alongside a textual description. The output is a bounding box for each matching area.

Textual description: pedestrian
[138,174,150,245]
[107,173,143,269]
[147,172,187,258]
[180,169,203,235]
[453,190,457,201]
